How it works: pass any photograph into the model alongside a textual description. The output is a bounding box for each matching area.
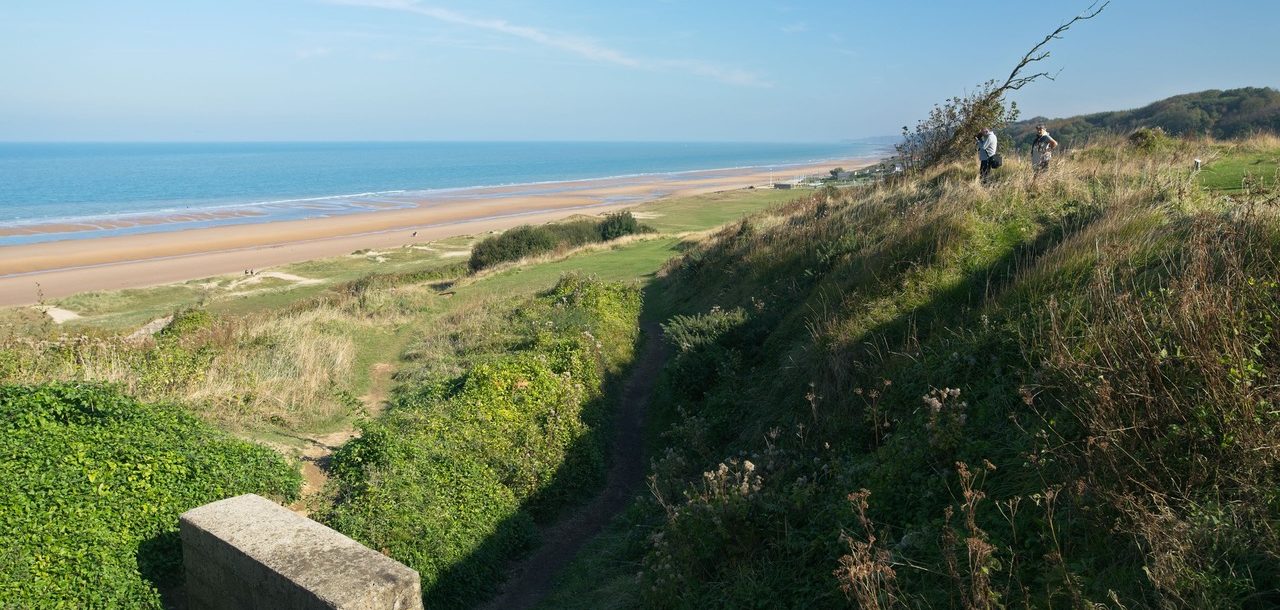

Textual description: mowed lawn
[638,187,804,233]
[457,237,682,302]
[1200,150,1280,192]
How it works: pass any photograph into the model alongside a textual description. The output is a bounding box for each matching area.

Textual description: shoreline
[0,153,888,243]
[0,157,876,306]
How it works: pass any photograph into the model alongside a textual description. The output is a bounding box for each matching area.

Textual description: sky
[2,0,1278,142]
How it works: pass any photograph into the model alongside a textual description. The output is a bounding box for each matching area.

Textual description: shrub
[0,383,300,608]
[662,306,748,352]
[468,225,561,272]
[599,211,642,241]
[661,306,750,403]
[547,219,606,247]
[468,213,652,272]
[157,307,213,340]
[1128,126,1173,151]
[897,79,1020,171]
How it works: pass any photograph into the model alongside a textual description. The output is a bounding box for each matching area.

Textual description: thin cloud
[326,0,772,87]
[781,22,807,34]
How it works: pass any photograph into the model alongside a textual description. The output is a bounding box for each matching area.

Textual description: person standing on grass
[977,127,999,183]
[1031,124,1059,174]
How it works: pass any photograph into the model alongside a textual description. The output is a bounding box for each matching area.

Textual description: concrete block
[180,494,423,610]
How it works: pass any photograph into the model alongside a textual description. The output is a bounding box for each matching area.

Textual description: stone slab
[180,494,423,610]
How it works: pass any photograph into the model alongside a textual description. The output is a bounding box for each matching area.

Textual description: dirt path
[126,315,173,342]
[481,322,666,610]
[35,305,82,324]
[290,361,396,514]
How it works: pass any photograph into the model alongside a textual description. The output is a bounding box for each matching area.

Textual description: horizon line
[0,137,898,145]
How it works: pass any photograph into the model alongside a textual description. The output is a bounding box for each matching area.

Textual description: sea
[0,141,890,246]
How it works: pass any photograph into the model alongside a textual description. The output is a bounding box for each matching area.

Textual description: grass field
[635,187,804,233]
[1199,137,1280,192]
[455,237,680,302]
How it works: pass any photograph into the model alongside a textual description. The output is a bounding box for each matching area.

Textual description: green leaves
[469,214,653,272]
[0,383,300,608]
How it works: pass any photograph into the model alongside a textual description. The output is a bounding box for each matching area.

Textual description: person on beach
[976,128,999,183]
[1031,124,1059,174]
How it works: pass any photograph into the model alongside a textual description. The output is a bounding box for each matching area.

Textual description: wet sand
[0,159,870,306]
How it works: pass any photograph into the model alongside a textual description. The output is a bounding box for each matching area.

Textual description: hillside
[547,135,1280,608]
[4,133,1280,608]
[0,186,798,609]
[1008,87,1280,148]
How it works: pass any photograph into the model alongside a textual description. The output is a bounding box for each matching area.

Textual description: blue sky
[2,0,1277,142]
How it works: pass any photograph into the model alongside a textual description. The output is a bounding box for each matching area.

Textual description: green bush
[599,211,642,241]
[548,219,607,247]
[661,306,750,403]
[322,275,641,609]
[0,383,300,608]
[1128,126,1174,151]
[468,213,651,272]
[467,224,578,272]
[157,307,213,340]
[662,306,748,352]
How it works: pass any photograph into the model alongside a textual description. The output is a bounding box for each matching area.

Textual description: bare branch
[997,1,1109,96]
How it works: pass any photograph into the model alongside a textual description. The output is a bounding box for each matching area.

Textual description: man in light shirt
[976,128,998,183]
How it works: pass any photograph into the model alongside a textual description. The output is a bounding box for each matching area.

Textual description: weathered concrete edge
[179,493,424,610]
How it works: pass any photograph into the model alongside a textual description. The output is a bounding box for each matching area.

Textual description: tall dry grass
[1036,206,1280,605]
[641,134,1280,607]
[0,276,439,428]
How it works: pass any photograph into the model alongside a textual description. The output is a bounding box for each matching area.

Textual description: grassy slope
[321,276,643,609]
[545,135,1280,609]
[50,240,475,330]
[638,188,804,233]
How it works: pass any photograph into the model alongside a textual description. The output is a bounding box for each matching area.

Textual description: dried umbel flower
[834,489,900,608]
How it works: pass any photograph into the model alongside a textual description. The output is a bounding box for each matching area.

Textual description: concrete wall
[180,494,424,610]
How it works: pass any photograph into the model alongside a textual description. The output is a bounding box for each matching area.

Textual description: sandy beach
[0,159,872,306]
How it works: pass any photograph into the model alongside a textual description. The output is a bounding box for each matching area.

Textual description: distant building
[835,171,854,180]
[773,183,793,190]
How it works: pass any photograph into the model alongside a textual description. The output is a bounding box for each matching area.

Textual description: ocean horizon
[0,140,890,246]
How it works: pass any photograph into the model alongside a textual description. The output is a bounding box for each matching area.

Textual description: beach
[0,159,871,306]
